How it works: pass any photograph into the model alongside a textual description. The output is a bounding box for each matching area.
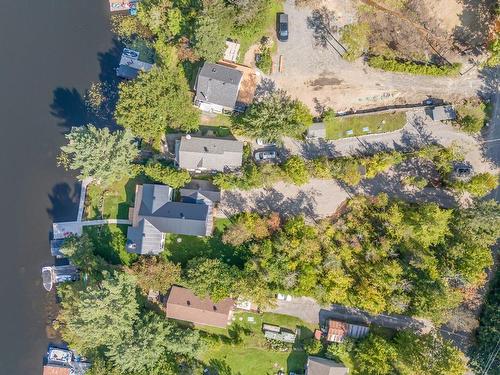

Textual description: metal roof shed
[431,105,457,121]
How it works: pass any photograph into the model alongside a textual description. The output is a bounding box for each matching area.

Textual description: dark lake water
[0,1,116,373]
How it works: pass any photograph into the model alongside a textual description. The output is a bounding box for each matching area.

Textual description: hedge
[368,56,461,76]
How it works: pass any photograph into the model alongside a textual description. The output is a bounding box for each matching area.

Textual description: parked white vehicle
[254,150,277,161]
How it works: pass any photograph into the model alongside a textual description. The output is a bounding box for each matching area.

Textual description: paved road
[268,297,428,331]
[485,66,500,201]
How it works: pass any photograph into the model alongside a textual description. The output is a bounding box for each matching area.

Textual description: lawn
[83,224,137,266]
[84,174,152,220]
[199,312,315,375]
[324,111,407,140]
[163,218,245,267]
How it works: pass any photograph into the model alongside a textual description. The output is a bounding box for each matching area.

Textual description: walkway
[53,219,131,239]
[76,178,92,222]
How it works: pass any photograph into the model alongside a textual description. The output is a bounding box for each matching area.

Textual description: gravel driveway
[271,1,489,113]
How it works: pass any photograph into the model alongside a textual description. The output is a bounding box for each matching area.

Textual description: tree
[130,256,181,294]
[326,339,355,368]
[57,271,139,354]
[115,66,199,142]
[283,156,310,185]
[107,312,200,374]
[184,258,241,301]
[353,334,397,375]
[303,338,324,355]
[60,234,107,274]
[452,172,498,197]
[143,162,191,188]
[394,331,467,375]
[222,212,271,246]
[235,90,312,142]
[58,125,138,187]
[193,0,234,61]
[340,22,370,61]
[485,34,499,67]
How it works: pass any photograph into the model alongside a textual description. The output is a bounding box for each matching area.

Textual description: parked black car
[277,13,288,41]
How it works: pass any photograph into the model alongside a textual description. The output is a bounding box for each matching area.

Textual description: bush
[402,176,428,190]
[256,46,272,74]
[456,101,490,134]
[142,162,191,189]
[368,56,461,76]
[330,157,364,186]
[303,338,324,355]
[363,151,403,178]
[283,156,310,185]
[451,173,498,197]
[340,23,370,61]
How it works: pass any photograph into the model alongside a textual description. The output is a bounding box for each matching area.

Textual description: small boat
[41,265,79,291]
[47,346,72,365]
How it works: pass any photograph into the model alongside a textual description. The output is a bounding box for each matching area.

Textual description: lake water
[0,1,116,373]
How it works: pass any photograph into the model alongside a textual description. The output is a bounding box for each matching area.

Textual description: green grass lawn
[83,224,137,266]
[324,112,407,140]
[84,175,152,220]
[199,312,315,375]
[163,218,245,266]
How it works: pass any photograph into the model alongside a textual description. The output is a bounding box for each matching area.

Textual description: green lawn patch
[84,174,152,220]
[324,112,406,140]
[84,224,137,266]
[200,312,314,375]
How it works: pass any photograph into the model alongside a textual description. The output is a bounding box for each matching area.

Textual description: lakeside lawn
[325,112,407,140]
[83,224,137,266]
[199,312,315,375]
[84,174,152,220]
[162,218,247,267]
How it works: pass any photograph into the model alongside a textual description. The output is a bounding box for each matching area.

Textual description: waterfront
[0,1,115,373]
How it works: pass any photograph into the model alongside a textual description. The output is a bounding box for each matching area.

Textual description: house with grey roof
[175,135,243,172]
[180,179,221,203]
[116,48,153,80]
[194,62,243,113]
[126,184,214,255]
[305,357,349,375]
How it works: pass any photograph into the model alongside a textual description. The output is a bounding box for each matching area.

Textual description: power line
[482,337,500,375]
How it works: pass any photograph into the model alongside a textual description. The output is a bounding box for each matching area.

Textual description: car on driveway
[254,150,277,161]
[256,138,276,147]
[277,13,289,42]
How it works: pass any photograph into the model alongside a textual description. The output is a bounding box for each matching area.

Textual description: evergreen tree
[58,125,138,187]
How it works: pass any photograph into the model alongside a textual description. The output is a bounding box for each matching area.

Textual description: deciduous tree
[130,256,181,294]
[143,162,191,188]
[115,66,199,141]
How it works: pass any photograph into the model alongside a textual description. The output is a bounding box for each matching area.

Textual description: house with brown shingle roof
[165,286,234,328]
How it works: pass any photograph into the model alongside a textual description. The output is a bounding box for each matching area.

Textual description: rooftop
[165,286,234,328]
[306,356,349,375]
[176,136,243,171]
[194,62,243,109]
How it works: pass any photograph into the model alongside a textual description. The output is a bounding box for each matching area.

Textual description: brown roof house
[326,319,369,343]
[43,366,70,375]
[305,357,349,375]
[165,286,234,328]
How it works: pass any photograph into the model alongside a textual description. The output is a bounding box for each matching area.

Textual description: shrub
[456,101,490,134]
[142,162,191,189]
[340,23,370,61]
[363,151,403,178]
[283,156,310,185]
[402,176,428,190]
[303,338,324,355]
[330,157,363,186]
[452,173,498,197]
[311,157,333,179]
[256,46,272,74]
[368,56,461,76]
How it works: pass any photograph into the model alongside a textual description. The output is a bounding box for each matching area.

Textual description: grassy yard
[199,312,315,375]
[84,175,152,220]
[163,218,245,267]
[324,111,407,140]
[83,224,137,266]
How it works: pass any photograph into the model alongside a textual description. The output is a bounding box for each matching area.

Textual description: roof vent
[212,68,217,72]
[186,134,192,140]
[204,146,208,152]
[180,213,185,219]
[213,305,217,311]
[187,300,191,306]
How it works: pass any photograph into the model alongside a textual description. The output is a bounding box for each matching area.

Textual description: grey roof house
[116,48,153,80]
[194,62,243,113]
[175,135,243,172]
[305,357,349,375]
[180,179,221,203]
[126,184,214,255]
